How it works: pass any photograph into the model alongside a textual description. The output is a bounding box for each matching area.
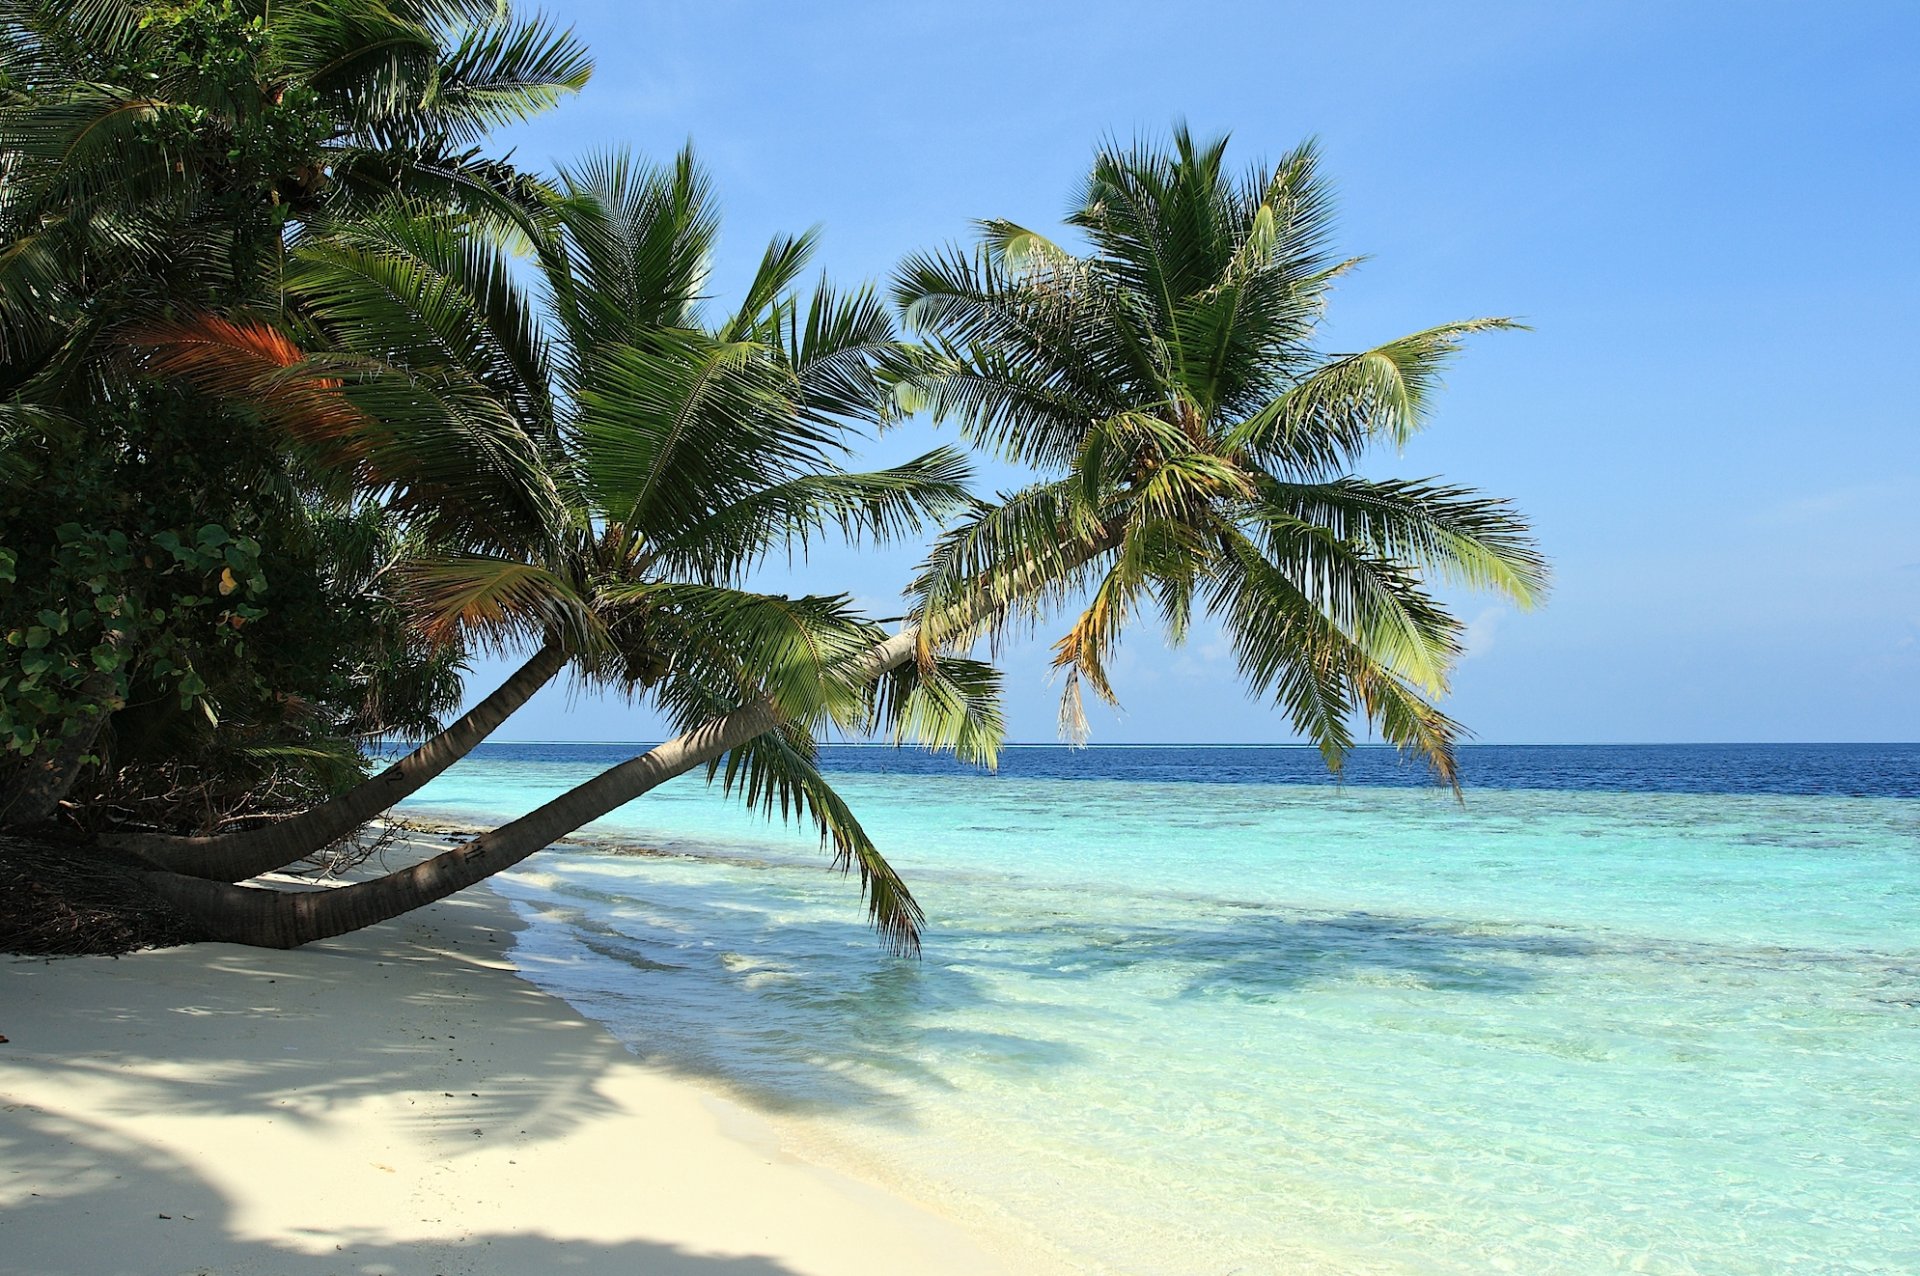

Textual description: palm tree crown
[895,127,1547,783]
[142,149,987,950]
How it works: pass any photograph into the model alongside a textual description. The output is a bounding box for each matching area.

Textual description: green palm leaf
[898,127,1546,781]
[713,725,925,955]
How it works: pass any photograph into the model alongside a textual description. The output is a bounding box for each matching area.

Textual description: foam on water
[400,746,1920,1274]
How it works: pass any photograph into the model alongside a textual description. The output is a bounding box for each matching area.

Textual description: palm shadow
[3,1104,808,1276]
[494,879,1600,1125]
[1012,905,1597,1001]
[516,894,1062,1121]
[10,889,630,1145]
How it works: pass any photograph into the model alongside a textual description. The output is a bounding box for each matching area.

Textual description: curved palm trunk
[144,691,791,947]
[147,630,933,947]
[145,524,1122,949]
[122,641,566,882]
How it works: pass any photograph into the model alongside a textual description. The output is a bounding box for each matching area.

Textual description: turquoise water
[398,745,1920,1274]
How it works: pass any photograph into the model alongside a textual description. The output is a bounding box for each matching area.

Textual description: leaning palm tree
[134,128,1545,956]
[132,150,987,950]
[434,127,1549,819]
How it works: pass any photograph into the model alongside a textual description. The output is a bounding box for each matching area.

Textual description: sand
[0,860,1045,1276]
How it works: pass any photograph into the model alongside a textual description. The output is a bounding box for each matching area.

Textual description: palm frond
[1049,550,1147,741]
[712,726,925,954]
[784,278,902,428]
[0,397,73,480]
[1245,508,1462,695]
[292,204,554,433]
[869,653,1004,768]
[625,584,883,731]
[1225,319,1523,468]
[550,146,718,348]
[646,448,975,582]
[907,479,1118,656]
[1207,528,1463,784]
[391,554,594,652]
[133,315,565,553]
[576,331,818,533]
[1256,475,1549,606]
[421,8,593,144]
[723,229,818,341]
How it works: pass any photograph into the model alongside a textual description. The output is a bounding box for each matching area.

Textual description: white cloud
[1458,607,1508,663]
[1754,481,1902,528]
[1169,623,1232,679]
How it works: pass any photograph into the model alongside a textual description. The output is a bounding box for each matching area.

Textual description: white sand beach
[0,852,1049,1276]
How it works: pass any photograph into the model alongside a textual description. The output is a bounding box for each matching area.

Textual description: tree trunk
[144,694,787,947]
[0,670,118,830]
[120,641,566,882]
[146,524,1123,948]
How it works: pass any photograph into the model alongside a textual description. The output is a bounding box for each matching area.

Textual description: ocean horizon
[390,738,1920,746]
[394,742,1919,1274]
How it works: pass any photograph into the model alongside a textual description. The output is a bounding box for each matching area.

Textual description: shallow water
[399,744,1920,1274]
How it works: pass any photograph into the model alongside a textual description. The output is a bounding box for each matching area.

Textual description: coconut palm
[131,150,988,951]
[392,127,1549,839]
[890,127,1548,781]
[135,128,1549,958]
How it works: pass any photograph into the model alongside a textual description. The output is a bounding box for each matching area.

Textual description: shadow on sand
[1,891,830,1275]
[7,1104,808,1274]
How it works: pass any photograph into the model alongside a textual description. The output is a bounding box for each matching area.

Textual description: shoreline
[0,844,1062,1276]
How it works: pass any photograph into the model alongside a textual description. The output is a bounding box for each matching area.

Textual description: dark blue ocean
[434,740,1920,798]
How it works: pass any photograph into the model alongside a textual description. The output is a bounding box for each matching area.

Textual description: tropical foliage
[134,149,993,948]
[0,0,588,356]
[168,129,1553,960]
[0,4,1545,959]
[0,0,586,827]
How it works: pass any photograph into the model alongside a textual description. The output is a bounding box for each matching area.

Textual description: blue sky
[465,0,1918,744]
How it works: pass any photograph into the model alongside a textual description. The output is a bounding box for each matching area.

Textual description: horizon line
[373,738,1920,748]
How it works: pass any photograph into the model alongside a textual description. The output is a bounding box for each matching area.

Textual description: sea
[393,742,1920,1275]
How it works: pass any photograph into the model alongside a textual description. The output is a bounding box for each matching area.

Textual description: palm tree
[892,127,1547,781]
[136,128,1546,957]
[132,151,989,951]
[0,0,590,323]
[142,616,997,953]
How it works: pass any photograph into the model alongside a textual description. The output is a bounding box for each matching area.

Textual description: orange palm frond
[129,314,372,462]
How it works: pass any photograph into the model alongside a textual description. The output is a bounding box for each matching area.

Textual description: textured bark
[145,696,785,947]
[120,641,566,882]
